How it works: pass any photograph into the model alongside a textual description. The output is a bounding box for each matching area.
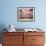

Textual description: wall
[0,0,46,30]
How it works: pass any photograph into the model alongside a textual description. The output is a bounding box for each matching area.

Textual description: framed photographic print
[17,7,35,22]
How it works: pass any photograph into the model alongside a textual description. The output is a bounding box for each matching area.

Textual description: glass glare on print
[17,7,35,22]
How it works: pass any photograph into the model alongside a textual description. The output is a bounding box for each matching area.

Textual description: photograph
[17,7,35,22]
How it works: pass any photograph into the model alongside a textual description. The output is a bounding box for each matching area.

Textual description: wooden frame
[17,7,35,22]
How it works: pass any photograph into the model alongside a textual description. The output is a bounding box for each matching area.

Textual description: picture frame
[17,7,35,22]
